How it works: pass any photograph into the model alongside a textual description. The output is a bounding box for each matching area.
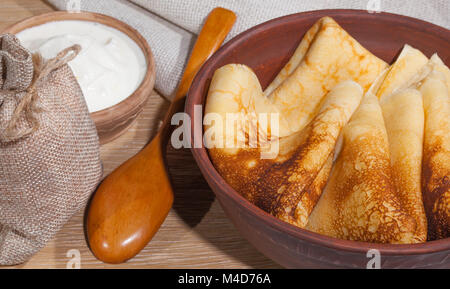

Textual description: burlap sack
[0,34,103,266]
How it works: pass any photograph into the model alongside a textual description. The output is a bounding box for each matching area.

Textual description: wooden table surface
[0,0,281,269]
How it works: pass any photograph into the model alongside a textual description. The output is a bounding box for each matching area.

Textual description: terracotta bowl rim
[186,9,450,256]
[2,11,156,125]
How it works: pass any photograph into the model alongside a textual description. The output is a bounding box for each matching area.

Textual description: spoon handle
[87,7,236,264]
[161,7,236,143]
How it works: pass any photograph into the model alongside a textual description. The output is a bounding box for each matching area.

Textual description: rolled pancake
[428,54,450,107]
[206,79,363,228]
[380,89,427,243]
[376,45,429,101]
[419,63,450,240]
[263,18,321,96]
[374,45,429,242]
[306,92,417,244]
[264,16,388,135]
[428,54,450,90]
[255,81,363,226]
[203,64,291,153]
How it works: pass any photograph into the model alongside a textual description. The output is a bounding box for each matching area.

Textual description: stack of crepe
[204,17,450,243]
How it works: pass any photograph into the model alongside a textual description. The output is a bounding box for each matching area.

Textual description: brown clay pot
[186,9,450,269]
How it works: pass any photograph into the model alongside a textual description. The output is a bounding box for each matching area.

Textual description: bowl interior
[3,11,155,122]
[187,9,450,255]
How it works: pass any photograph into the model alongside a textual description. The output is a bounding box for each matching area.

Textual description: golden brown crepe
[306,92,417,244]
[376,44,429,101]
[255,81,363,226]
[203,64,291,154]
[206,79,363,228]
[374,45,429,243]
[429,54,450,88]
[428,54,450,108]
[263,18,322,97]
[419,56,450,240]
[265,17,388,134]
[379,89,427,243]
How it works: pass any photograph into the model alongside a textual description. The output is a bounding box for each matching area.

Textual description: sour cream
[17,20,147,112]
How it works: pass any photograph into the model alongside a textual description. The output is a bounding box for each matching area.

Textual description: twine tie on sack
[3,45,81,142]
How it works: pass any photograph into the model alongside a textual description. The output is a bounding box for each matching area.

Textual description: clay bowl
[4,12,156,144]
[186,9,450,268]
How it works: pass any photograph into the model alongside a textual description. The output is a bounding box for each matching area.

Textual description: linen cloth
[47,0,449,100]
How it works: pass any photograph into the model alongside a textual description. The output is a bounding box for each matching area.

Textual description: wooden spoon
[87,7,236,264]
